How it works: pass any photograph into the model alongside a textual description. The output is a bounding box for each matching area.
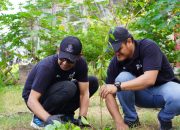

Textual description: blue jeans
[116,72,180,122]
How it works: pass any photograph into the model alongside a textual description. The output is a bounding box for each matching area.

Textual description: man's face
[115,38,134,61]
[58,58,75,71]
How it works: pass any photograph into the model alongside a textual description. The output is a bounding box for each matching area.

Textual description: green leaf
[45,124,56,130]
[81,116,90,125]
[53,120,62,127]
[73,126,81,130]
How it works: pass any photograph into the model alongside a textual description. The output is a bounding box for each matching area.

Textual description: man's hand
[116,122,129,130]
[73,116,91,127]
[100,84,117,98]
[46,114,64,125]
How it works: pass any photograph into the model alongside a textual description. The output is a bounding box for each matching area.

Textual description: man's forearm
[105,94,124,125]
[121,72,157,91]
[28,98,50,121]
[121,76,149,91]
[79,92,89,116]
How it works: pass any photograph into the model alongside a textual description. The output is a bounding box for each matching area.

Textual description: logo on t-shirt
[68,72,75,80]
[56,74,61,78]
[66,44,73,53]
[123,67,126,70]
[136,64,142,70]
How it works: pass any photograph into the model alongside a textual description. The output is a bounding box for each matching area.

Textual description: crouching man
[22,36,98,129]
[100,27,180,130]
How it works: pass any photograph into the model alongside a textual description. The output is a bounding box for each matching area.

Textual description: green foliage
[0,0,12,10]
[0,64,19,86]
[80,24,109,62]
[81,116,89,126]
[88,47,112,85]
[0,0,111,63]
[103,126,113,130]
[45,120,80,130]
[129,0,179,63]
[0,73,5,87]
[1,0,178,62]
[0,0,179,86]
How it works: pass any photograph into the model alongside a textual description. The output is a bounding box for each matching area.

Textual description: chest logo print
[56,75,61,78]
[68,72,75,80]
[136,64,142,70]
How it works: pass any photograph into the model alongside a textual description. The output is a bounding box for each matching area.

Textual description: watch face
[114,82,121,91]
[115,82,120,87]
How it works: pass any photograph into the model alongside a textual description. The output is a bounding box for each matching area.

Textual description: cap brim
[111,42,122,52]
[58,51,79,63]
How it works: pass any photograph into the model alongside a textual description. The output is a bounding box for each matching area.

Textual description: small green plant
[45,120,81,130]
[103,127,113,130]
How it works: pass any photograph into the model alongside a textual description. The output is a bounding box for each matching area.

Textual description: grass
[0,86,180,130]
[0,86,33,130]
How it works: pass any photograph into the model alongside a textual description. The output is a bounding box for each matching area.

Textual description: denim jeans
[116,72,180,122]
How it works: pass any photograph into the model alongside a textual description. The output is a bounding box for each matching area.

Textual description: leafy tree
[0,0,179,86]
[0,0,11,11]
[129,0,179,63]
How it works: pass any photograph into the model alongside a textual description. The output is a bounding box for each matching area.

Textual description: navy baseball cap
[58,36,82,63]
[108,27,131,52]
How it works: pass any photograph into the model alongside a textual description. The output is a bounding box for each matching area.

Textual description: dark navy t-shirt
[106,39,175,86]
[22,54,88,101]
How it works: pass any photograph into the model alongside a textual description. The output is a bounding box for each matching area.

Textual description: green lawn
[0,86,179,130]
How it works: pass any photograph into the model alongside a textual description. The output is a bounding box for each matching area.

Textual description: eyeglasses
[59,58,75,64]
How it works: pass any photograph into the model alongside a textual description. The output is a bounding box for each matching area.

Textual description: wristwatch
[114,82,122,91]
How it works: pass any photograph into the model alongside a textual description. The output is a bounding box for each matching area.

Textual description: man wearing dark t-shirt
[100,27,180,130]
[22,36,98,129]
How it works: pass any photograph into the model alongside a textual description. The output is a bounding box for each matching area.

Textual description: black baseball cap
[108,27,131,52]
[58,36,82,63]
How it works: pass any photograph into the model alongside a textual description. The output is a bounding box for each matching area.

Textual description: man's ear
[127,38,132,43]
[126,38,133,47]
[79,52,83,57]
[57,47,60,54]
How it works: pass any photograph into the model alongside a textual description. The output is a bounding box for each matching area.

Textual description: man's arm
[78,82,89,116]
[121,70,158,90]
[27,90,50,121]
[105,94,128,130]
[100,70,158,98]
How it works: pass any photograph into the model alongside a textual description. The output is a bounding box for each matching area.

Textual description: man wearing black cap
[22,36,98,129]
[100,27,180,130]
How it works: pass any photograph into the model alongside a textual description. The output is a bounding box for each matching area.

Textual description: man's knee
[49,81,77,104]
[167,95,180,112]
[60,81,77,96]
[173,97,180,110]
[88,76,99,96]
[163,82,180,111]
[115,72,136,82]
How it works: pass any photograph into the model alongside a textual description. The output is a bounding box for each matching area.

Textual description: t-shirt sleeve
[32,65,53,94]
[142,40,163,72]
[75,58,88,82]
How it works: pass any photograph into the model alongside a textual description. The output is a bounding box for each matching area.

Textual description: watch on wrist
[114,82,122,91]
